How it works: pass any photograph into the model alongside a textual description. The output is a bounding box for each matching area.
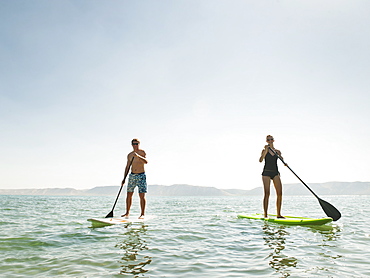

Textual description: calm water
[0,194,369,277]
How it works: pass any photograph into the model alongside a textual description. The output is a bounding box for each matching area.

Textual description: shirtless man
[121,139,148,219]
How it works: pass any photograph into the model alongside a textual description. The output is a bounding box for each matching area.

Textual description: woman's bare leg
[262,176,271,218]
[272,175,284,218]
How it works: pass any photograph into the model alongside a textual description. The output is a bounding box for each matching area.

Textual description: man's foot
[264,214,268,218]
[277,215,285,219]
[139,215,145,219]
[121,214,129,218]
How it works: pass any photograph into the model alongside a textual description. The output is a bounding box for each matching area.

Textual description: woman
[259,135,284,218]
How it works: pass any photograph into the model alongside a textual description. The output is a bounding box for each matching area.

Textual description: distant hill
[281,182,370,195]
[1,182,370,196]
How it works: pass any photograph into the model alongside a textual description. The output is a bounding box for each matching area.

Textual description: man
[121,139,148,219]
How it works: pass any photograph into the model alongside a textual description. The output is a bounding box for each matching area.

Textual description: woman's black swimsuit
[262,151,280,179]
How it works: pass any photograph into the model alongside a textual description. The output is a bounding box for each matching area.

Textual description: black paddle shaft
[105,156,135,218]
[268,147,318,198]
[268,147,341,221]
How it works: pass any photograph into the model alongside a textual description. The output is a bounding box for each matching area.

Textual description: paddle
[105,156,135,218]
[269,147,341,221]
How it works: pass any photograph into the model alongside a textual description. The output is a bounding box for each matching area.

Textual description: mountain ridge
[1,182,370,196]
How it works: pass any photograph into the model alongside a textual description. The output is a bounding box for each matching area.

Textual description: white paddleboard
[88,215,155,227]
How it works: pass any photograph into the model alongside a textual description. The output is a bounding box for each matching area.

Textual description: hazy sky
[1,1,370,190]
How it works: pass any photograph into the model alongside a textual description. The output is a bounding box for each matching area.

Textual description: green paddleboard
[237,214,332,225]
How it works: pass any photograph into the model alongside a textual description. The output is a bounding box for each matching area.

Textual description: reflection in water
[115,224,152,277]
[263,223,342,277]
[308,224,343,262]
[308,224,342,243]
[263,223,297,277]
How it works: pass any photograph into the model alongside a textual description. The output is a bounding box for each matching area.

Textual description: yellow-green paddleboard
[238,214,332,225]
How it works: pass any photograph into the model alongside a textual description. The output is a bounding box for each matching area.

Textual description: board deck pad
[88,215,155,227]
[237,213,332,226]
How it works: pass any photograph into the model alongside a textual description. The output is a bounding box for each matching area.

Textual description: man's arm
[134,151,148,164]
[121,156,134,186]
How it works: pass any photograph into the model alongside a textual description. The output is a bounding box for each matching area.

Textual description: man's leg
[122,192,134,217]
[139,193,146,219]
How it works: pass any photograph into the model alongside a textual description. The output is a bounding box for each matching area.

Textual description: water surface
[1,195,369,277]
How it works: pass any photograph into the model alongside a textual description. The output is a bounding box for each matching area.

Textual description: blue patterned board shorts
[127,173,147,193]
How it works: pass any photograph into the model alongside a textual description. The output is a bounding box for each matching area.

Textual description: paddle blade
[318,198,341,221]
[105,210,114,218]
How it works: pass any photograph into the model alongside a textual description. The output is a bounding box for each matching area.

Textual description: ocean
[0,194,369,277]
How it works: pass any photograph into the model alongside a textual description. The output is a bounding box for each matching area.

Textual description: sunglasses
[267,138,274,141]
[132,143,139,145]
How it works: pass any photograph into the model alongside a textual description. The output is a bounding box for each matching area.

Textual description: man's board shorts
[127,172,147,193]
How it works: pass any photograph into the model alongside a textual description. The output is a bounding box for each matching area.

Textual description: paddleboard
[237,214,332,226]
[88,215,155,227]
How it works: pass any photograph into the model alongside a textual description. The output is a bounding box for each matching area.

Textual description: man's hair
[266,135,273,139]
[131,138,140,144]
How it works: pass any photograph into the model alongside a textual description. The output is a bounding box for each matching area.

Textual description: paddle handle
[268,147,319,199]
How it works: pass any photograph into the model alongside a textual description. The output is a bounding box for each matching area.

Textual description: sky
[1,0,370,191]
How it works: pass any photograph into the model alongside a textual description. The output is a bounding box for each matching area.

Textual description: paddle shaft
[268,147,319,199]
[105,156,134,218]
[268,147,341,221]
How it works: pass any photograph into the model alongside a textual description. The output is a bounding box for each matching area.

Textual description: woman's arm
[276,149,283,161]
[259,145,269,162]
